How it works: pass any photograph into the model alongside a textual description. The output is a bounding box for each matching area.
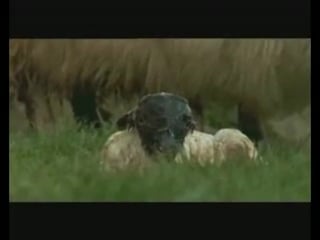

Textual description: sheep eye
[181,114,192,122]
[137,116,145,126]
[187,121,196,131]
[177,114,192,128]
[178,114,195,131]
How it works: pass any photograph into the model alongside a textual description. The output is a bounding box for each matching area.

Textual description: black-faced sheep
[100,93,259,172]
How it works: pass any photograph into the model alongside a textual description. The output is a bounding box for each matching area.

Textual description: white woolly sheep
[100,92,260,172]
[175,128,260,166]
[10,39,310,145]
[101,128,260,172]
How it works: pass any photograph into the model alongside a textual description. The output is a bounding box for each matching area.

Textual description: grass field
[9,108,311,202]
[9,39,310,202]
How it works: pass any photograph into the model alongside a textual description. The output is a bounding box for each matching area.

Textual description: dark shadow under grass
[9,121,310,202]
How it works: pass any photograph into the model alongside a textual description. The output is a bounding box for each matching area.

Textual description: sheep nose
[157,143,178,154]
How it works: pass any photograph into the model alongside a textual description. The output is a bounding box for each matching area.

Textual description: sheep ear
[116,109,136,130]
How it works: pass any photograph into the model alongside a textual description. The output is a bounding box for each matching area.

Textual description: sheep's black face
[134,93,195,157]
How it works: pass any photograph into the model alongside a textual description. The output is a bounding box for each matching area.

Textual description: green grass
[9,119,310,202]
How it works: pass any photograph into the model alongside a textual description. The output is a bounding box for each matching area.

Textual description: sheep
[175,128,260,167]
[100,129,152,172]
[101,128,260,172]
[100,92,196,171]
[9,39,310,145]
[100,93,260,172]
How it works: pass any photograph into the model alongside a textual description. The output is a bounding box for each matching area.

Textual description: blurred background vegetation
[9,39,311,201]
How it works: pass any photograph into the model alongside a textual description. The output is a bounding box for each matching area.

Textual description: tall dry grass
[9,39,311,142]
